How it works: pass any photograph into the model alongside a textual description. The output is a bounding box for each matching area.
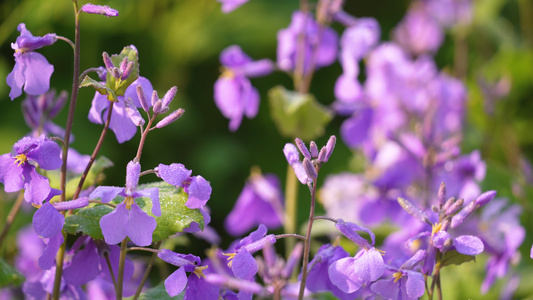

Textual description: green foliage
[0,258,24,288]
[80,75,117,102]
[440,250,476,267]
[268,85,333,141]
[64,182,204,242]
[124,281,183,300]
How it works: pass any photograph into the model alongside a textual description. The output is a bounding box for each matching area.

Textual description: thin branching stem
[116,238,128,300]
[0,191,25,251]
[298,177,318,300]
[132,241,161,300]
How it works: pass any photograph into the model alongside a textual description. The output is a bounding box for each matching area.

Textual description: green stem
[116,238,128,300]
[0,191,24,252]
[104,252,118,289]
[133,242,161,300]
[283,166,298,260]
[52,233,67,300]
[297,179,318,300]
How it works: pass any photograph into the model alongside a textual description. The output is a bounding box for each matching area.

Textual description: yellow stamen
[220,68,235,79]
[376,248,386,256]
[393,271,404,283]
[14,154,28,167]
[432,223,442,235]
[222,252,236,268]
[125,196,134,210]
[193,265,208,278]
[31,203,42,209]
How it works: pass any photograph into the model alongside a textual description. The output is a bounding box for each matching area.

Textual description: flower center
[222,252,236,267]
[431,222,443,235]
[125,196,134,209]
[193,265,208,278]
[393,271,404,283]
[14,154,28,166]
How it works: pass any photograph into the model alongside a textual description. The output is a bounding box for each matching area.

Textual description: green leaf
[0,258,24,288]
[107,45,140,96]
[80,75,118,102]
[124,281,183,300]
[440,250,476,267]
[64,182,204,242]
[64,156,113,200]
[268,85,333,141]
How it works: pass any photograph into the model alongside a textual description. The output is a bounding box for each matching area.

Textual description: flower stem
[283,166,299,259]
[298,179,318,300]
[116,238,128,300]
[0,191,24,251]
[104,251,118,289]
[53,2,80,299]
[135,117,155,161]
[133,241,161,300]
[72,101,115,201]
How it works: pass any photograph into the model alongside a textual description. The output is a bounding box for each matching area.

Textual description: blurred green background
[1,0,533,298]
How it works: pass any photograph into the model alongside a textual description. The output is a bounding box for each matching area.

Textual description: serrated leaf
[107,45,140,96]
[0,258,24,288]
[268,85,333,140]
[440,250,476,267]
[80,75,118,101]
[64,182,204,242]
[124,281,183,300]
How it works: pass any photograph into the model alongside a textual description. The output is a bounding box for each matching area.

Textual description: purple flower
[88,76,153,143]
[393,5,444,55]
[158,249,218,298]
[224,224,276,280]
[6,23,57,100]
[328,220,386,294]
[218,0,249,13]
[0,134,62,204]
[81,3,119,17]
[283,136,336,185]
[225,172,284,236]
[89,160,160,246]
[214,45,273,131]
[22,90,68,138]
[32,197,89,239]
[277,11,338,73]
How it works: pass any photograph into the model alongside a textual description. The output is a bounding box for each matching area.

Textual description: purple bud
[317,147,327,162]
[125,161,141,195]
[48,91,68,119]
[283,143,300,165]
[398,197,429,224]
[124,98,145,126]
[281,242,303,278]
[323,135,336,162]
[81,4,119,17]
[309,141,319,158]
[155,109,185,128]
[96,66,107,81]
[119,57,128,73]
[161,86,178,107]
[438,182,446,206]
[51,197,90,211]
[442,197,456,212]
[243,234,277,254]
[136,85,150,112]
[295,138,311,159]
[302,157,317,180]
[111,67,120,79]
[474,190,497,206]
[152,99,163,115]
[151,90,159,106]
[102,52,114,71]
[444,198,464,216]
[121,61,134,80]
[450,201,475,229]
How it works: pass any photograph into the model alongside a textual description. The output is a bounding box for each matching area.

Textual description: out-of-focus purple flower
[224,224,276,280]
[225,172,284,236]
[328,220,386,293]
[89,161,160,246]
[393,5,443,55]
[0,134,62,204]
[426,0,473,27]
[218,0,249,13]
[22,89,68,138]
[214,45,273,131]
[81,3,119,17]
[6,23,57,100]
[335,18,380,104]
[88,76,153,143]
[277,11,338,74]
[158,249,218,298]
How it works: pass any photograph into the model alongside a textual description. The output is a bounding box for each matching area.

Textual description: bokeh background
[1,0,533,298]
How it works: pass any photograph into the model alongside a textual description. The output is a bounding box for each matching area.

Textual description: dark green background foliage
[0,0,533,298]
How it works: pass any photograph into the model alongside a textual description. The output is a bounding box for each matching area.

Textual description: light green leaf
[440,250,476,267]
[64,182,204,242]
[268,85,333,141]
[80,75,118,102]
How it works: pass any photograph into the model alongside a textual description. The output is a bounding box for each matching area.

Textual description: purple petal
[231,250,258,279]
[405,270,425,298]
[220,45,252,67]
[453,235,484,255]
[100,203,128,244]
[20,52,54,96]
[242,59,274,77]
[370,278,398,299]
[335,73,363,103]
[24,167,52,205]
[124,76,153,108]
[6,58,24,100]
[63,241,100,285]
[214,76,244,131]
[352,248,385,282]
[328,257,363,293]
[0,154,24,192]
[135,187,160,216]
[125,161,140,195]
[38,234,64,270]
[218,0,249,14]
[340,108,372,148]
[126,203,156,246]
[157,163,192,186]
[109,99,138,143]
[186,176,212,209]
[32,202,64,238]
[164,266,188,297]
[88,91,109,124]
[81,3,119,17]
[89,186,123,203]
[335,220,375,248]
[27,138,62,170]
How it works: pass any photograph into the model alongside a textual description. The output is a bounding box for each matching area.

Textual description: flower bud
[302,157,317,180]
[309,141,319,158]
[152,99,163,115]
[445,198,464,216]
[151,90,159,106]
[398,197,430,224]
[124,98,145,127]
[121,61,134,80]
[323,135,336,162]
[81,3,119,17]
[155,108,185,128]
[102,52,114,71]
[437,182,446,206]
[136,85,150,112]
[161,86,178,107]
[295,138,311,159]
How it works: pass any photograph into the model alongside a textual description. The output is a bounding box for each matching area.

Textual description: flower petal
[32,202,64,238]
[100,203,128,245]
[126,203,156,246]
[164,267,188,297]
[328,257,363,293]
